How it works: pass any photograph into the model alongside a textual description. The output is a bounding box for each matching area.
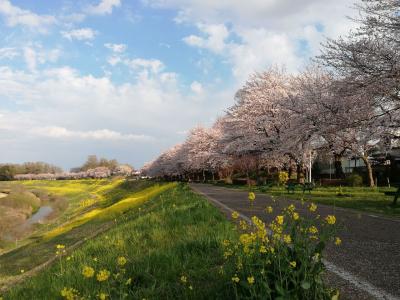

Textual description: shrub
[224,204,339,299]
[274,171,289,185]
[346,174,363,187]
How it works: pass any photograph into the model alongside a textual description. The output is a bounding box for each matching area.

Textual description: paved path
[190,184,400,300]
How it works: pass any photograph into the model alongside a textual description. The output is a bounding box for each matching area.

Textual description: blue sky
[0,0,356,170]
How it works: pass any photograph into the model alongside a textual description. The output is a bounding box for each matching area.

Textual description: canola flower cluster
[224,193,340,299]
[180,274,194,291]
[60,256,132,300]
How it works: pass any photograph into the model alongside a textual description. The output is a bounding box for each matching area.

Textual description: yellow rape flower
[283,234,292,244]
[275,215,284,225]
[248,192,256,202]
[312,253,320,262]
[239,220,248,230]
[180,275,187,283]
[287,204,296,212]
[247,276,255,285]
[60,287,78,300]
[126,278,132,285]
[82,266,95,278]
[309,203,317,212]
[309,226,318,234]
[232,275,240,283]
[325,215,336,225]
[98,293,107,300]
[56,244,65,249]
[290,261,297,268]
[335,237,342,245]
[292,212,299,220]
[231,211,239,219]
[224,250,233,259]
[117,256,127,266]
[96,269,110,282]
[265,206,273,213]
[259,245,267,253]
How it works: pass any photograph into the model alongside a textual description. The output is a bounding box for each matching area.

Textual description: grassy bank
[215,183,400,217]
[3,184,237,299]
[0,179,171,289]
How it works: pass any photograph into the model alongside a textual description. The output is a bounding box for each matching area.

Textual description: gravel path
[190,183,400,300]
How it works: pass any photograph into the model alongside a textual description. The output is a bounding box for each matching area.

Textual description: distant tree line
[70,155,119,172]
[0,162,63,181]
[0,155,135,181]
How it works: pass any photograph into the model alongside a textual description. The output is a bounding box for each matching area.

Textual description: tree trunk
[334,154,345,179]
[202,170,206,183]
[361,155,374,187]
[296,163,305,184]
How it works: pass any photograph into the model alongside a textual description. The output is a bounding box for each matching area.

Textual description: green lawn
[217,183,400,217]
[2,184,238,299]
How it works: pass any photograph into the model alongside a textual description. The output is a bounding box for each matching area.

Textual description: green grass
[216,183,400,217]
[0,179,171,285]
[3,184,238,299]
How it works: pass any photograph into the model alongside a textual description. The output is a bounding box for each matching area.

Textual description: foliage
[0,165,15,181]
[73,155,120,172]
[275,171,289,185]
[224,201,339,299]
[0,162,63,179]
[346,174,363,187]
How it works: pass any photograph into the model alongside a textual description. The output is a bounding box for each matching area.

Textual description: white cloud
[183,23,229,53]
[190,81,203,94]
[149,0,357,83]
[0,47,18,60]
[61,28,97,41]
[228,27,300,80]
[104,43,127,53]
[124,58,165,74]
[146,0,354,33]
[86,0,121,15]
[0,0,56,32]
[21,46,62,72]
[108,55,122,66]
[184,23,300,81]
[0,63,233,168]
[31,126,153,141]
[23,47,36,72]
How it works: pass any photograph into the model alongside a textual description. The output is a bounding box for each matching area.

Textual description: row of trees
[0,162,63,181]
[0,156,135,181]
[71,155,120,172]
[142,0,400,187]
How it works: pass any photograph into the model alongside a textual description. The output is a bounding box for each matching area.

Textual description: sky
[0,0,357,171]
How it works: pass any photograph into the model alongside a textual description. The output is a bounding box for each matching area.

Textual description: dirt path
[190,183,400,300]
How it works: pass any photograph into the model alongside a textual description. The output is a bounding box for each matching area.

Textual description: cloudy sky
[0,0,357,170]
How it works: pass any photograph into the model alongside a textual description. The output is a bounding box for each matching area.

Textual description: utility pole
[309,151,312,183]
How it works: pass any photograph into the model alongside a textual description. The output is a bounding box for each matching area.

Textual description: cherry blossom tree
[319,0,400,120]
